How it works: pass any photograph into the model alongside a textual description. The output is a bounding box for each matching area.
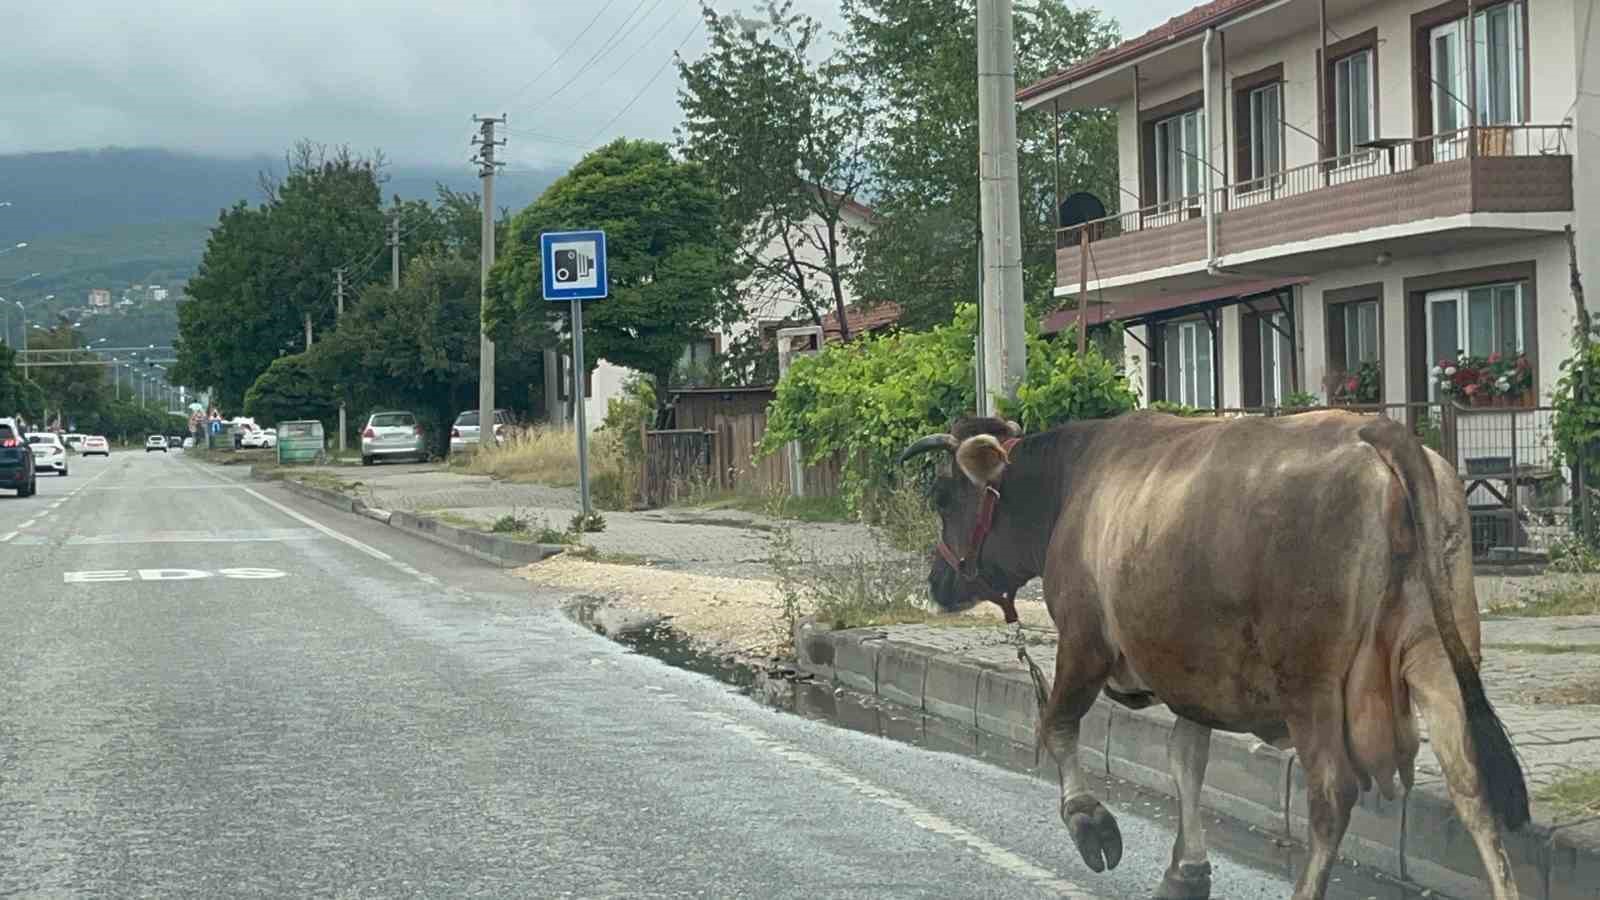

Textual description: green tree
[488,139,739,426]
[173,142,385,408]
[312,254,549,454]
[844,0,1119,327]
[0,343,46,421]
[26,324,111,428]
[676,1,867,338]
[243,353,336,428]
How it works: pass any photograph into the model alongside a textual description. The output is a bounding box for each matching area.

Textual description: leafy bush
[491,513,531,534]
[1552,340,1600,475]
[243,353,336,428]
[1282,390,1321,411]
[1147,400,1208,417]
[760,303,1136,512]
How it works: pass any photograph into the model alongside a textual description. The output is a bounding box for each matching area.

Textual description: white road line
[243,488,394,562]
[668,702,1103,898]
[16,519,35,529]
[0,531,16,544]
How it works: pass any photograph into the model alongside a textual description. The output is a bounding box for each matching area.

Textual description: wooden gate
[641,429,713,507]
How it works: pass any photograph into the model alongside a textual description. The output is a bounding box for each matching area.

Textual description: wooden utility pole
[335,266,346,453]
[471,115,506,450]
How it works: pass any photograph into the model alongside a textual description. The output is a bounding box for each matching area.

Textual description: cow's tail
[1360,419,1530,831]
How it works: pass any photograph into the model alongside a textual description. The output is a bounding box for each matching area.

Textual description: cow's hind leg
[1040,642,1121,873]
[1287,690,1361,900]
[1157,717,1213,899]
[1405,644,1520,900]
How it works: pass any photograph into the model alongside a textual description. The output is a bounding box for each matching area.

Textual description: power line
[585,15,704,145]
[498,0,626,110]
[560,0,692,110]
[525,0,658,110]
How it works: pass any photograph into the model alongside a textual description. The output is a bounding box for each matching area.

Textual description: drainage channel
[580,610,1435,900]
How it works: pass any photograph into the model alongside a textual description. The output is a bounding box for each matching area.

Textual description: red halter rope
[935,437,1022,623]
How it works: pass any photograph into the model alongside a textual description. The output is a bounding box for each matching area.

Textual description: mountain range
[0,147,560,308]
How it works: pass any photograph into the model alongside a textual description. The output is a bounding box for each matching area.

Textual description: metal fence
[1217,401,1588,562]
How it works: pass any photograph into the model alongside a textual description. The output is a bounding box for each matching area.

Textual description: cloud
[3,0,1189,168]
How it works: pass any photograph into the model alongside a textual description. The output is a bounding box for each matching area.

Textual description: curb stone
[797,624,1600,899]
[251,467,564,568]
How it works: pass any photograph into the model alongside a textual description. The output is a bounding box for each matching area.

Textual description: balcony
[1057,124,1573,288]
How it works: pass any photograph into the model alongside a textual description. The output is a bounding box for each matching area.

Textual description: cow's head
[898,417,1024,612]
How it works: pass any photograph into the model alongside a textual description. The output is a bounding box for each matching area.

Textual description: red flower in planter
[1345,377,1359,392]
[1488,352,1502,364]
[1464,384,1479,396]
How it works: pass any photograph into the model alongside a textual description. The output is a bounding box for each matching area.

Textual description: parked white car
[26,433,69,476]
[240,428,277,449]
[449,409,509,455]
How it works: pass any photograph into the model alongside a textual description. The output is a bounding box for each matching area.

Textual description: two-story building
[1022,0,1598,416]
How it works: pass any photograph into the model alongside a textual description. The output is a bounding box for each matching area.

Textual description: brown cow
[899,411,1528,900]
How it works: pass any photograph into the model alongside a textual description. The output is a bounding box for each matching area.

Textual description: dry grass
[464,427,583,484]
[1486,582,1600,618]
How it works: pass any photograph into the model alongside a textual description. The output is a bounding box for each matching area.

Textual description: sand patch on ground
[516,554,1056,661]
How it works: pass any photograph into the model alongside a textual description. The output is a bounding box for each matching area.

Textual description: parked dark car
[0,418,37,496]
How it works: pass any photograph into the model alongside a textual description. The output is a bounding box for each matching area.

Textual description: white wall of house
[572,202,874,433]
[1114,0,1585,204]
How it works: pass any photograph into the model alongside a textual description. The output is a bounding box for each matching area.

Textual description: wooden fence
[636,387,842,508]
[640,429,714,508]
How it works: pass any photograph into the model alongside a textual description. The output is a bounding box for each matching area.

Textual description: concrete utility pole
[304,313,313,351]
[389,196,402,291]
[335,266,347,453]
[977,0,1027,415]
[472,115,506,450]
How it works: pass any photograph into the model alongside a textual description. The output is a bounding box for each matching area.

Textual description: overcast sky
[5,1,1192,171]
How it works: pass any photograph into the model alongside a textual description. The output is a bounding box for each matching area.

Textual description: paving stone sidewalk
[870,616,1600,797]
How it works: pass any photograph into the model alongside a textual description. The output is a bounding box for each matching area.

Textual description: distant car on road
[63,433,85,453]
[145,435,168,453]
[362,411,426,465]
[81,435,110,456]
[449,409,510,455]
[182,436,196,449]
[26,433,69,476]
[0,418,37,496]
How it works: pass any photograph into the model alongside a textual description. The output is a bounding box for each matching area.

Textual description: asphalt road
[0,450,1424,899]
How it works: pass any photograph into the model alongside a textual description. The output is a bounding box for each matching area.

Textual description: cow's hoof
[1062,796,1123,873]
[1155,861,1212,899]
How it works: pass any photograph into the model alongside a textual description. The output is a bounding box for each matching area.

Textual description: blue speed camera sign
[540,230,608,301]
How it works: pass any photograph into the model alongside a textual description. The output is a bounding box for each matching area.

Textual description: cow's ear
[955,434,1009,486]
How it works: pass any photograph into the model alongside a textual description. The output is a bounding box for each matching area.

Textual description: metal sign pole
[572,298,591,517]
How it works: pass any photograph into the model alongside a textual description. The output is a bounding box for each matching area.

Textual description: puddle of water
[580,613,1435,900]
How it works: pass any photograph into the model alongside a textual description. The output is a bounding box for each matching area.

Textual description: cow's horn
[897,433,959,463]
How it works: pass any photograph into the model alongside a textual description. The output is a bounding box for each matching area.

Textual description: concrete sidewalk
[794,617,1600,899]
[299,463,897,580]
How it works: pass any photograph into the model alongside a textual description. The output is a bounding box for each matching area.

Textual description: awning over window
[1040,274,1309,335]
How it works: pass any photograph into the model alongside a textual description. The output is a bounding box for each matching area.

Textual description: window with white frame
[1475,2,1525,125]
[1154,109,1201,208]
[1431,4,1525,140]
[1260,312,1294,407]
[1342,300,1380,368]
[1333,49,1374,157]
[1247,83,1283,184]
[1426,282,1527,396]
[1163,320,1214,409]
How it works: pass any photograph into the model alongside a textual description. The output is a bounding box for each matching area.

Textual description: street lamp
[0,242,27,256]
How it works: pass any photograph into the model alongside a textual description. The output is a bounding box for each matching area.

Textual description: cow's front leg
[1041,639,1120,873]
[1158,716,1213,899]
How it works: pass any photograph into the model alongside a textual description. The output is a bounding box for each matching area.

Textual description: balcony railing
[1057,123,1572,252]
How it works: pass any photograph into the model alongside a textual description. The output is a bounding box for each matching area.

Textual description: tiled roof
[820,301,903,341]
[1017,0,1269,103]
